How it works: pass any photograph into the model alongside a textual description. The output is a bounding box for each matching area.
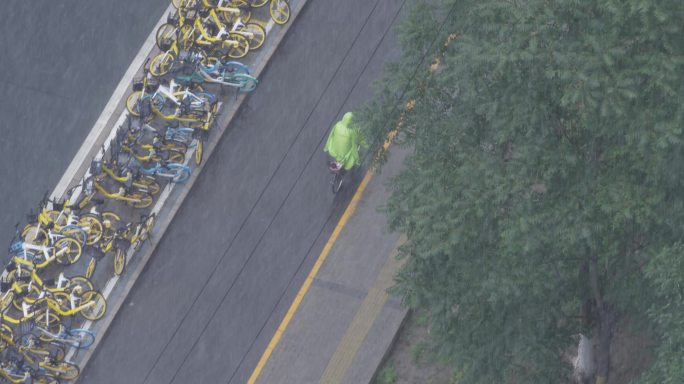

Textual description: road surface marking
[320,235,405,383]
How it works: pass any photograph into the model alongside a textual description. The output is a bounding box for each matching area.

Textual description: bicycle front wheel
[195,138,204,166]
[224,34,250,59]
[50,361,80,380]
[155,23,176,50]
[54,237,82,265]
[80,290,107,321]
[243,23,265,50]
[21,225,48,247]
[150,52,175,77]
[78,214,103,245]
[114,248,126,276]
[68,328,95,349]
[270,0,290,25]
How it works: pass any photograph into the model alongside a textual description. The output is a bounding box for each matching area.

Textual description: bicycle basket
[9,241,23,254]
[132,76,145,91]
[167,11,179,25]
[159,40,172,52]
[90,160,102,175]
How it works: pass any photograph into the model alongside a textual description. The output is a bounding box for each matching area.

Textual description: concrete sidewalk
[253,147,409,384]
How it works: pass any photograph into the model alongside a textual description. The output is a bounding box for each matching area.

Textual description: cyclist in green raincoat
[324,112,360,171]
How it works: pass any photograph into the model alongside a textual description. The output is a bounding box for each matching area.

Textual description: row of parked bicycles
[0,0,287,381]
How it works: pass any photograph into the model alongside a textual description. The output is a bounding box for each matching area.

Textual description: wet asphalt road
[1,0,404,382]
[0,0,169,246]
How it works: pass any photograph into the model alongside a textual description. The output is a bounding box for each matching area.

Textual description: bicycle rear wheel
[54,237,82,265]
[50,361,80,380]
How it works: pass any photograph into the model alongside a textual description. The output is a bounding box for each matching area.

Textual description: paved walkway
[250,146,409,384]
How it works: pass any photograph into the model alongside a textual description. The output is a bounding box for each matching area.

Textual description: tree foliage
[356,0,684,382]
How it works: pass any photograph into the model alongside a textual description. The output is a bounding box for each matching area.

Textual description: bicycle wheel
[156,149,185,164]
[195,138,203,166]
[332,172,344,194]
[224,34,249,59]
[35,311,63,342]
[114,248,126,276]
[0,291,14,313]
[68,328,95,349]
[149,52,175,77]
[179,24,195,51]
[155,23,176,50]
[269,0,290,25]
[250,0,268,7]
[222,4,251,24]
[85,257,96,280]
[167,164,191,183]
[78,214,103,245]
[79,291,106,321]
[136,177,161,195]
[21,225,48,247]
[126,91,144,117]
[49,361,80,380]
[12,282,41,311]
[33,374,60,384]
[68,276,95,293]
[243,22,265,50]
[101,212,121,243]
[58,225,87,247]
[0,322,13,348]
[53,237,81,265]
[235,73,258,92]
[141,214,156,243]
[130,193,153,209]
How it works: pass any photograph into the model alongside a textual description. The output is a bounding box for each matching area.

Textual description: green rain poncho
[324,112,360,170]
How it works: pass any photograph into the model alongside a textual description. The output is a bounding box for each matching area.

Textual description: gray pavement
[79,0,406,382]
[0,0,169,246]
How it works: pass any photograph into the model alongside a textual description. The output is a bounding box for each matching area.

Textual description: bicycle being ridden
[324,112,363,194]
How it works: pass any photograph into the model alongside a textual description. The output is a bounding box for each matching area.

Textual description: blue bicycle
[127,156,191,184]
[20,326,95,350]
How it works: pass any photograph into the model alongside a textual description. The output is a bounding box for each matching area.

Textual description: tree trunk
[589,255,615,384]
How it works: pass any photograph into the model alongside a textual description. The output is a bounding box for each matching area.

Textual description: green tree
[356,0,684,383]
